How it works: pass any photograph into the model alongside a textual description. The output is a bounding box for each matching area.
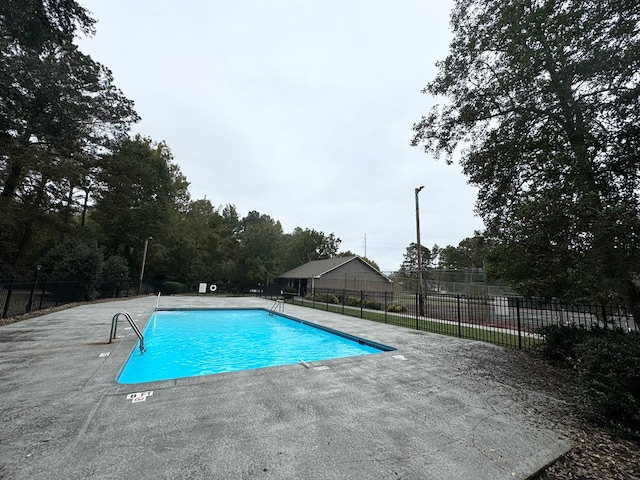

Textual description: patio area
[0,295,570,479]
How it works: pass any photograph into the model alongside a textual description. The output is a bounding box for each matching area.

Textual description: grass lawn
[287,297,541,350]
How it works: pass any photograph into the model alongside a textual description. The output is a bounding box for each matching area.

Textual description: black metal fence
[6,276,637,350]
[0,276,140,321]
[265,288,638,350]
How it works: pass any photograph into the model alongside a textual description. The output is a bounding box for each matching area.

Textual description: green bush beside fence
[161,281,186,295]
[538,324,640,440]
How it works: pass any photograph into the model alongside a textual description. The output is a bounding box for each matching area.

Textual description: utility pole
[415,186,425,316]
[138,237,152,295]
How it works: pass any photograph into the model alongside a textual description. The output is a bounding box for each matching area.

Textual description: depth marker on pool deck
[126,391,153,403]
[392,355,408,361]
[98,352,110,358]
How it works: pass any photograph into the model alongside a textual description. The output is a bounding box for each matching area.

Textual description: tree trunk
[1,157,24,199]
[13,175,48,267]
[81,184,91,227]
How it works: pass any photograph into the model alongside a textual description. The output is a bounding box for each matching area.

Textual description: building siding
[277,256,392,295]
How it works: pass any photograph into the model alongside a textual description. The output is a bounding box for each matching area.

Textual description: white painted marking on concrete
[313,366,330,371]
[126,391,153,403]
[299,359,311,369]
[392,355,407,361]
[124,327,131,330]
[98,352,110,358]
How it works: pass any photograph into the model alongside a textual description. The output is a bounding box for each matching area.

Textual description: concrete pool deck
[0,295,571,479]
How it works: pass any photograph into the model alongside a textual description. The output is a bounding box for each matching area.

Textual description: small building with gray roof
[276,255,392,296]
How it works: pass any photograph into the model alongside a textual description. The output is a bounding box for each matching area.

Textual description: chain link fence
[385,268,521,297]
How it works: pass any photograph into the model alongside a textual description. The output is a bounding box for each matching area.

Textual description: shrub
[537,324,615,362]
[387,304,406,313]
[537,324,590,362]
[344,296,361,307]
[40,239,103,301]
[538,323,640,438]
[99,255,130,297]
[304,292,340,304]
[575,333,640,438]
[161,281,186,295]
[362,299,381,310]
[282,286,296,298]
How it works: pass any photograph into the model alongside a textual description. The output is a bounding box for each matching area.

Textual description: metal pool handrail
[110,311,145,354]
[269,299,284,315]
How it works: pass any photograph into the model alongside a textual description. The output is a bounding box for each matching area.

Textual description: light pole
[415,186,425,317]
[138,237,152,295]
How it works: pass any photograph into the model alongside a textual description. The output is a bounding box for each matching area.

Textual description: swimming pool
[117,308,394,383]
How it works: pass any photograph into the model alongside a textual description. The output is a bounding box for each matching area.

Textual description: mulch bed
[474,348,640,480]
[540,427,640,480]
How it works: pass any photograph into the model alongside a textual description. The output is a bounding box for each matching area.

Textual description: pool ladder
[269,299,284,315]
[110,311,146,354]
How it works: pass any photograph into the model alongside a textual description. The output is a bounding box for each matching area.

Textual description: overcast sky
[76,0,484,272]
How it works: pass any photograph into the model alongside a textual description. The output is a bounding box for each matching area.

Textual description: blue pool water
[117,309,392,383]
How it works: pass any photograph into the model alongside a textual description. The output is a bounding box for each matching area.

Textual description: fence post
[360,290,364,318]
[55,281,62,306]
[341,289,345,315]
[384,291,388,324]
[1,276,15,319]
[601,304,608,330]
[38,277,47,310]
[456,295,462,338]
[26,277,38,312]
[516,297,522,350]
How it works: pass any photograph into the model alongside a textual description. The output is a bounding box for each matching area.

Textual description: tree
[235,211,283,286]
[0,0,95,51]
[280,228,341,271]
[99,254,130,297]
[39,238,103,301]
[0,3,138,270]
[89,135,189,280]
[438,232,488,269]
[391,243,431,294]
[397,242,432,277]
[170,199,240,288]
[412,0,640,307]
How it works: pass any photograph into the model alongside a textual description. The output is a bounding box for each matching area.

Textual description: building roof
[277,255,389,280]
